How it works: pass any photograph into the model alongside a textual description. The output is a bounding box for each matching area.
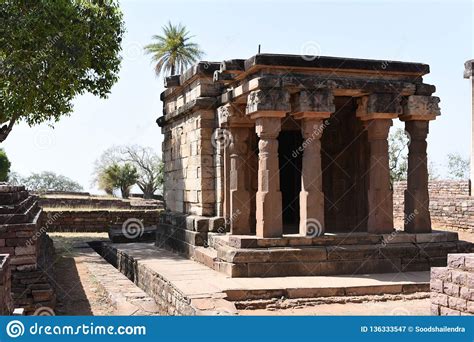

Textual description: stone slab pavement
[111,243,430,305]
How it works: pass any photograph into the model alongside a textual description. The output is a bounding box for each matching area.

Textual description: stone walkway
[78,245,160,316]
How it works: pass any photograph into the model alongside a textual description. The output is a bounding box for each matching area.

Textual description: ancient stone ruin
[431,253,474,315]
[0,184,55,314]
[157,53,473,277]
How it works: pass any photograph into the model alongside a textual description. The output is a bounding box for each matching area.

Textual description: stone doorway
[278,129,303,234]
[321,97,370,233]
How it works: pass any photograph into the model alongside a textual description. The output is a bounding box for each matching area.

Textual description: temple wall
[162,109,217,216]
[393,180,474,231]
[431,253,474,315]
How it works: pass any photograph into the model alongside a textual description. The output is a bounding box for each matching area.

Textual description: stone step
[0,195,36,215]
[193,247,218,269]
[0,200,40,224]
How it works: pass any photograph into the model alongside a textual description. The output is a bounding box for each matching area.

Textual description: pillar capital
[217,103,253,128]
[356,93,402,121]
[246,89,290,119]
[291,89,334,120]
[255,116,281,139]
[400,95,440,121]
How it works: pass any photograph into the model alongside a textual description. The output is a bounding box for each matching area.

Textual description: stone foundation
[430,253,474,315]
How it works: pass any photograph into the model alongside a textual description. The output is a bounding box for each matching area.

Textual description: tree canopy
[0,0,125,142]
[0,149,11,182]
[99,163,138,198]
[18,171,83,192]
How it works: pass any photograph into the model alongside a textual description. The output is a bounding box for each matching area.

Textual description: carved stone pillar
[228,127,252,234]
[292,90,334,236]
[401,95,440,233]
[357,93,401,233]
[365,119,394,233]
[246,89,289,238]
[255,117,283,237]
[299,119,325,235]
[218,103,253,235]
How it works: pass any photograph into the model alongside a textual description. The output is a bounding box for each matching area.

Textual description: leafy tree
[446,152,470,180]
[99,163,138,198]
[20,171,83,192]
[144,21,204,76]
[93,145,163,198]
[0,149,11,182]
[388,128,408,184]
[0,0,125,142]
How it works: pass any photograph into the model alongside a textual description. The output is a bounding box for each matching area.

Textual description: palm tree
[144,22,204,76]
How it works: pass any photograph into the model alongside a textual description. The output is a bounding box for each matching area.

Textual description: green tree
[144,21,204,76]
[0,0,124,142]
[20,171,83,192]
[0,149,11,182]
[100,163,138,198]
[446,152,470,180]
[388,128,409,184]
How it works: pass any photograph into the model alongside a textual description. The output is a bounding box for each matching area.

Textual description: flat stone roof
[245,53,430,75]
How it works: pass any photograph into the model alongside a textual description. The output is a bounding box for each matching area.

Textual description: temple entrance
[321,97,370,232]
[278,130,303,234]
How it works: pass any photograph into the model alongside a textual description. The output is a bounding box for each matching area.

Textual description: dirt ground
[50,233,114,315]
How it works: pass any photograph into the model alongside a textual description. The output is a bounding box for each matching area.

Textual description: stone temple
[156,53,472,277]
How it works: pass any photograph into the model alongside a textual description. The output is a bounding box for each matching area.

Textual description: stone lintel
[356,93,402,121]
[217,103,253,128]
[245,89,290,117]
[291,89,335,119]
[400,95,441,121]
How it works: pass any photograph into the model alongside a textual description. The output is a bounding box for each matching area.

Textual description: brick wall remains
[0,254,12,314]
[394,180,474,231]
[430,253,474,315]
[41,209,162,232]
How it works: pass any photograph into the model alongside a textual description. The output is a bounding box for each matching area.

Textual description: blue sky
[3,0,473,192]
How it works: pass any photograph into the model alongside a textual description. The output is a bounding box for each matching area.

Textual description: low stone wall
[394,180,474,231]
[94,242,197,315]
[0,254,13,315]
[39,195,163,210]
[430,253,474,315]
[41,209,162,232]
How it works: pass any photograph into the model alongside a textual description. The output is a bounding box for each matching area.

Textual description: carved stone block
[400,95,441,121]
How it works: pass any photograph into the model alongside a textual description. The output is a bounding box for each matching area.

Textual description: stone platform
[96,242,433,315]
[196,231,472,277]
